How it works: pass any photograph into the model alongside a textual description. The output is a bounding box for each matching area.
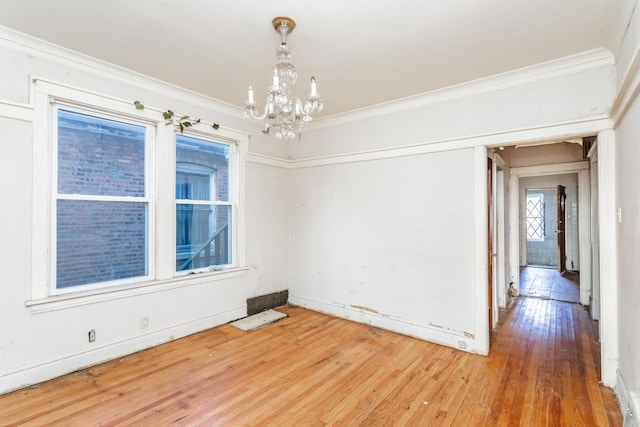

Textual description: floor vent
[247,290,288,316]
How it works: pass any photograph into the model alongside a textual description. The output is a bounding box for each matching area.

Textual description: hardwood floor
[520,266,581,303]
[0,297,622,426]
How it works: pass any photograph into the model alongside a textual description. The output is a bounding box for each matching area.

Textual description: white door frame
[492,154,508,325]
[594,130,618,387]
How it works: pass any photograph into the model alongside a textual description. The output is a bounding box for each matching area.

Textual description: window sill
[25,266,250,314]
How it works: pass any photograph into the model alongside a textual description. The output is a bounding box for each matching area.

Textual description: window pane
[176,135,229,202]
[57,109,146,197]
[56,200,148,288]
[526,194,544,240]
[176,204,231,271]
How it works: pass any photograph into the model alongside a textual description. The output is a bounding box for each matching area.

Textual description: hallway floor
[519,266,581,303]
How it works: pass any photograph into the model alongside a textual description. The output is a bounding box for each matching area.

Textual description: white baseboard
[0,306,245,395]
[288,295,482,355]
[616,369,640,427]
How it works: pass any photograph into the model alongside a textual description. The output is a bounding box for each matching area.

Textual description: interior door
[557,185,567,273]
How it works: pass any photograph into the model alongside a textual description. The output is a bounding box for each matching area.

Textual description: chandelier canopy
[243,17,324,140]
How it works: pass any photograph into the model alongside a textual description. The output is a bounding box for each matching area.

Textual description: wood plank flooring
[0,297,622,426]
[520,266,581,303]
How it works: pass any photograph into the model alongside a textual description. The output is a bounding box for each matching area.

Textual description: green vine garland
[133,101,220,132]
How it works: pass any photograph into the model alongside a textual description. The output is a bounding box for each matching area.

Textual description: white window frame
[29,78,247,309]
[174,131,238,275]
[50,103,156,295]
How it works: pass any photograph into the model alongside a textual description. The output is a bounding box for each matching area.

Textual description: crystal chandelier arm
[244,91,274,120]
[246,107,268,121]
[290,97,303,117]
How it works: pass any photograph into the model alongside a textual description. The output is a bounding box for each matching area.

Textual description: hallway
[519,266,581,303]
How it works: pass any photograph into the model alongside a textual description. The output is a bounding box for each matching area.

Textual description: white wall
[614,95,640,421]
[0,28,290,394]
[288,49,615,356]
[289,149,480,350]
[609,0,640,418]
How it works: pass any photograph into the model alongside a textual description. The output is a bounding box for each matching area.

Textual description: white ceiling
[0,0,627,116]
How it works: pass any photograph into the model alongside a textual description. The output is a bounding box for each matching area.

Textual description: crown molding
[0,25,616,166]
[0,25,242,119]
[292,117,611,169]
[246,152,292,169]
[309,48,615,130]
[0,25,614,134]
[610,23,640,126]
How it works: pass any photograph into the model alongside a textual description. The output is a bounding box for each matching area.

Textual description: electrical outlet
[88,329,96,343]
[458,340,466,350]
[140,316,149,330]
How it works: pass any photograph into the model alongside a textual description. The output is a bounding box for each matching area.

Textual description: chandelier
[243,17,324,139]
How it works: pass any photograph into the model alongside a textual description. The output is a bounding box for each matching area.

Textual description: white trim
[578,168,592,305]
[596,129,618,387]
[31,76,250,140]
[31,84,52,300]
[610,46,640,127]
[611,0,640,127]
[309,48,613,129]
[0,305,245,395]
[0,25,612,131]
[494,159,508,311]
[0,100,33,121]
[293,118,611,169]
[25,267,249,314]
[246,152,292,169]
[235,127,248,272]
[510,161,591,176]
[588,147,601,320]
[508,173,521,288]
[35,78,163,122]
[0,26,241,118]
[288,295,480,354]
[474,146,490,355]
[615,369,640,426]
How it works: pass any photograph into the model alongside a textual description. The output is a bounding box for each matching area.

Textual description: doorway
[497,134,615,387]
[524,188,560,268]
[523,184,570,272]
[508,163,591,307]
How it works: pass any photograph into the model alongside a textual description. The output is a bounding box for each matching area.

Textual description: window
[175,134,234,272]
[526,192,544,241]
[30,79,247,306]
[53,107,153,292]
